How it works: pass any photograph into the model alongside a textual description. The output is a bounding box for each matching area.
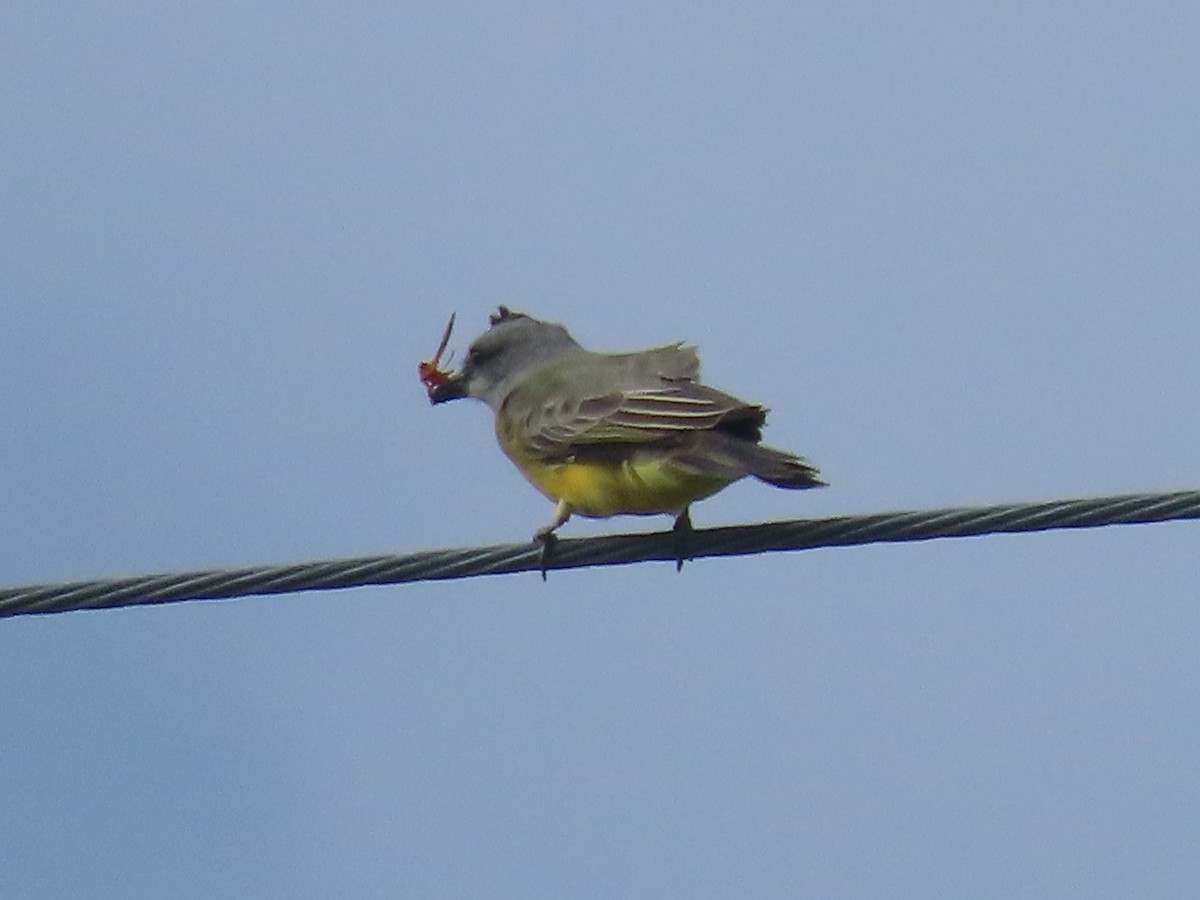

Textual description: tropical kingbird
[426,307,824,567]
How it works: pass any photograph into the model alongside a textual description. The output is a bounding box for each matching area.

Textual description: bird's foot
[533,501,572,581]
[672,508,693,572]
[533,529,558,582]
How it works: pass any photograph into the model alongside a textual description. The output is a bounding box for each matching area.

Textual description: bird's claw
[672,508,693,572]
[534,530,558,581]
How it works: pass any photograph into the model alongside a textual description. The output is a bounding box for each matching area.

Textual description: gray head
[427,307,581,411]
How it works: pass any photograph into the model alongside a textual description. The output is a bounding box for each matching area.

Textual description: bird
[423,307,824,572]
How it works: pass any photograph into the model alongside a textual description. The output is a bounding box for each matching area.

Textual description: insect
[418,312,457,399]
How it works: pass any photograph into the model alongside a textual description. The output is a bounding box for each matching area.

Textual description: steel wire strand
[2,490,1197,619]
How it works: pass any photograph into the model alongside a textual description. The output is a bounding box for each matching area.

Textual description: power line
[2,489,1197,619]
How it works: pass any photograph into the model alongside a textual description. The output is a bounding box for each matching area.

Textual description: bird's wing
[500,345,766,460]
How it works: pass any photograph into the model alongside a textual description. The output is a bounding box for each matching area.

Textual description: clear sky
[3,2,1199,897]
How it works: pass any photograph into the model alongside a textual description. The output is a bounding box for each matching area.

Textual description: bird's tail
[673,432,825,490]
[740,442,825,489]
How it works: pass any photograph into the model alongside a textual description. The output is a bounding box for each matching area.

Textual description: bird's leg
[672,507,693,572]
[533,500,572,581]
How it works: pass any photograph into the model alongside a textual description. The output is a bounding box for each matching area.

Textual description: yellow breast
[514,455,732,519]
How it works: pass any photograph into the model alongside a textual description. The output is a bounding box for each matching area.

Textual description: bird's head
[425,307,581,411]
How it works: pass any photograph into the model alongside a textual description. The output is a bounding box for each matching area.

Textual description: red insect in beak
[418,312,467,404]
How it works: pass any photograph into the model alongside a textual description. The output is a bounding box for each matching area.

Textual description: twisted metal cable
[2,490,1197,619]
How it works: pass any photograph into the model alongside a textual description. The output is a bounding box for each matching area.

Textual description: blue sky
[3,2,1199,897]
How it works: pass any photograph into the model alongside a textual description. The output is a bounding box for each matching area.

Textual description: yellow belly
[515,455,732,519]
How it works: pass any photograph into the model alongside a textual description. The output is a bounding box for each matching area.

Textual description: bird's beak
[427,371,468,404]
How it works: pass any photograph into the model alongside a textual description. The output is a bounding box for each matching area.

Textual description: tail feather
[742,442,825,489]
[671,432,825,489]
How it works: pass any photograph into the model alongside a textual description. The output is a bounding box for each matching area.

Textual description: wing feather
[504,346,767,460]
